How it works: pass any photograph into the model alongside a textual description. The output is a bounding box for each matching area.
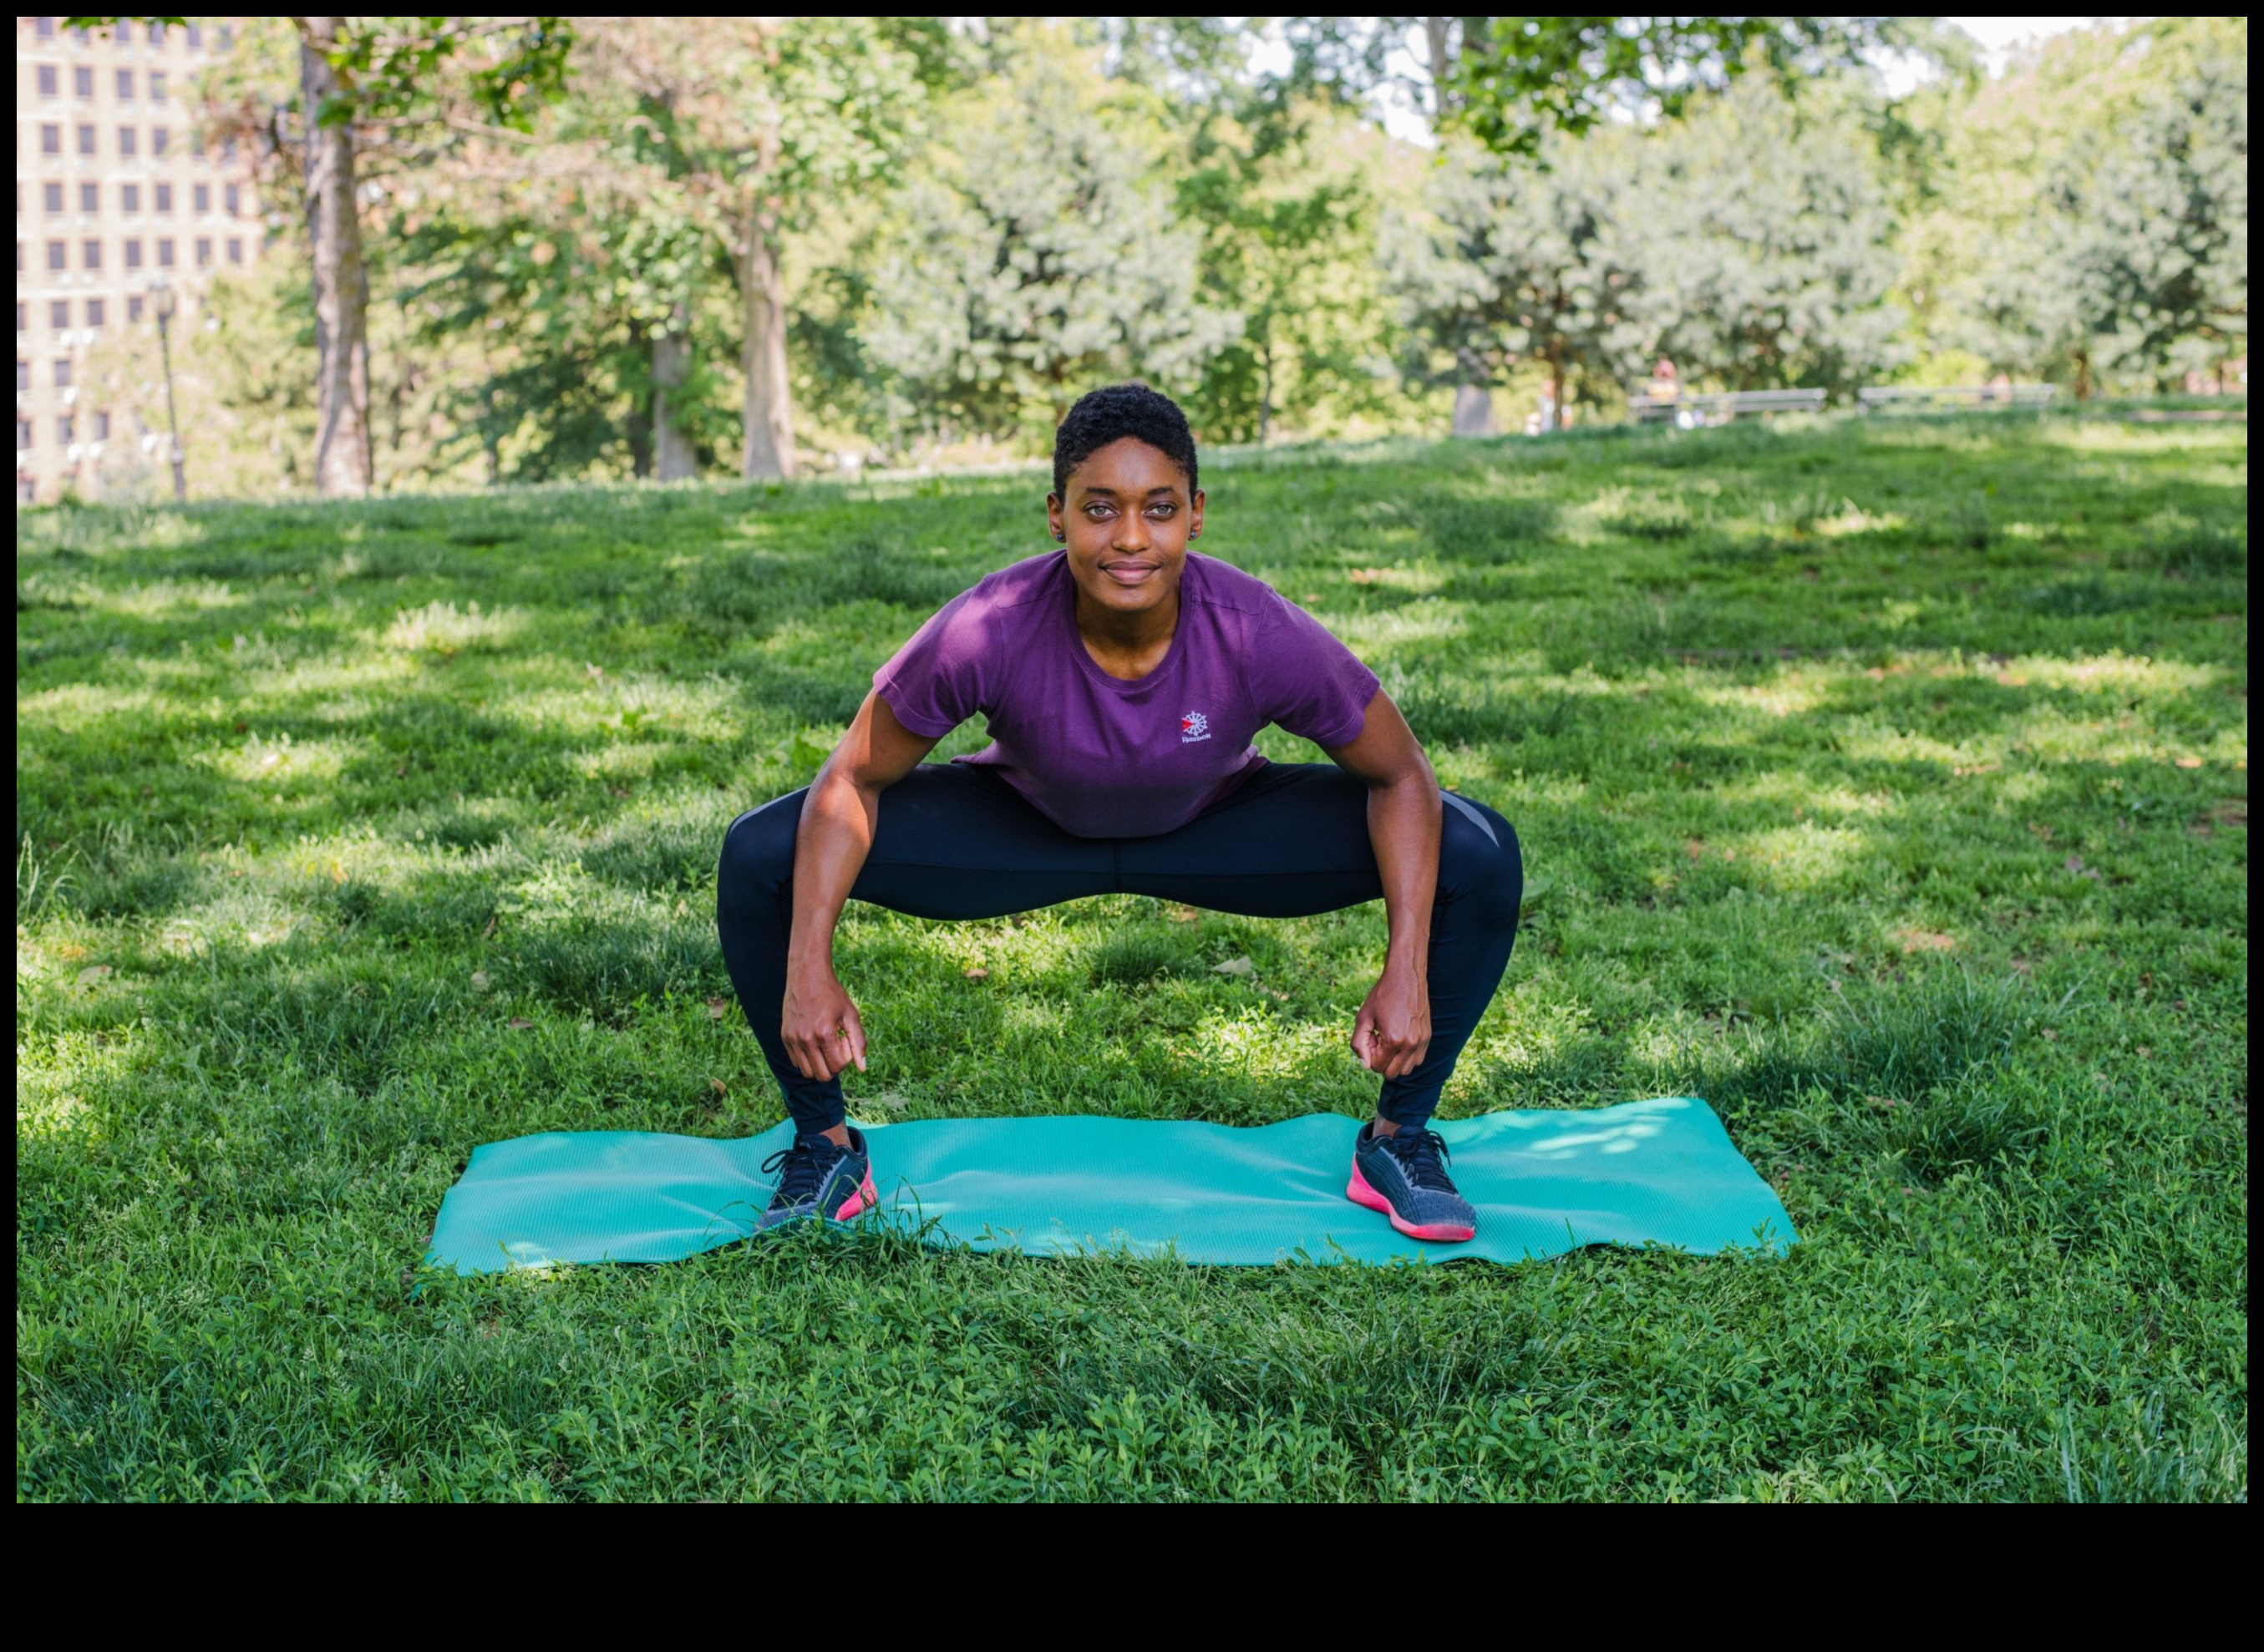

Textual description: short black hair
[1052,383,1198,500]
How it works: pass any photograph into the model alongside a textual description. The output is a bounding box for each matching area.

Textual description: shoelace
[1380,1127,1456,1191]
[762,1136,840,1205]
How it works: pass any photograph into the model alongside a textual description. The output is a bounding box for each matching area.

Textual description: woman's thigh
[1118,763,1383,919]
[850,763,1115,920]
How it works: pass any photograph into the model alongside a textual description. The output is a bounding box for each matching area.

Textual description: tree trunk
[1257,338,1274,446]
[297,17,373,497]
[739,205,794,480]
[1451,383,1495,436]
[1546,352,1566,432]
[652,313,697,481]
[1450,347,1495,436]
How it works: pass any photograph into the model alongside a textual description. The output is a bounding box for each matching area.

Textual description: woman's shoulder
[962,550,1070,611]
[1183,552,1297,619]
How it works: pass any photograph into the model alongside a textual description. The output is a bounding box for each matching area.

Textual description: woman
[717,384,1522,1243]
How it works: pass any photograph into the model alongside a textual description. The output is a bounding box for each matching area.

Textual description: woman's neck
[1074,581,1181,682]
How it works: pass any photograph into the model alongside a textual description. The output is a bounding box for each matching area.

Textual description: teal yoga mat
[427,1097,1794,1273]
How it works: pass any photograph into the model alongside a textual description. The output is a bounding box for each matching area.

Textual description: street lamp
[149,274,187,502]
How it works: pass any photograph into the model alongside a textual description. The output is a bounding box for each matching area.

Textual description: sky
[1273,17,2109,145]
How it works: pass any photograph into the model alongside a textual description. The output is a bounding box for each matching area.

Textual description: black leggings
[716,762,1522,1135]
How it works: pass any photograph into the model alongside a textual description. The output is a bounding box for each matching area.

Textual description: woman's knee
[1439,793,1522,919]
[718,788,806,898]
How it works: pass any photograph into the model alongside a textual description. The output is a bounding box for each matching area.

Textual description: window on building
[14,304,25,334]
[150,71,168,103]
[116,68,135,100]
[190,129,205,158]
[54,358,72,389]
[226,236,243,265]
[186,24,204,50]
[17,421,31,453]
[119,124,138,158]
[77,124,97,157]
[15,361,28,393]
[79,182,99,213]
[74,65,94,99]
[127,295,144,322]
[218,24,234,48]
[41,124,63,155]
[193,184,211,215]
[124,238,143,270]
[122,183,140,213]
[221,138,238,161]
[93,410,110,440]
[37,64,58,97]
[114,21,132,46]
[152,127,170,156]
[49,300,70,328]
[43,183,64,214]
[195,236,212,268]
[58,413,74,445]
[224,185,241,215]
[155,183,173,213]
[150,23,168,49]
[46,240,67,271]
[157,237,175,268]
[35,18,57,41]
[82,238,101,271]
[85,298,104,327]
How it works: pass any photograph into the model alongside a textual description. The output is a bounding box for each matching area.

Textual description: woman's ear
[1188,487,1205,542]
[1046,492,1067,543]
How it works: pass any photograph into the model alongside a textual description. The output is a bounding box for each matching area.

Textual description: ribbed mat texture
[427,1097,1794,1272]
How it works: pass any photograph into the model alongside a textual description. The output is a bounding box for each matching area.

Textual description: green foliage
[857,27,1235,443]
[16,414,2249,1500]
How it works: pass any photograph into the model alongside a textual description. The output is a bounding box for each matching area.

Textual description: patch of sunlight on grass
[99,579,248,619]
[1713,772,1895,818]
[1738,823,1868,892]
[495,671,743,744]
[242,653,423,710]
[1815,503,1908,537]
[2007,652,2221,697]
[1836,724,1975,768]
[381,600,525,658]
[18,682,160,728]
[1694,675,1825,718]
[570,742,673,780]
[1879,598,1926,631]
[201,731,360,783]
[2013,702,2208,768]
[1319,599,1468,652]
[160,885,322,956]
[1187,1004,1322,1082]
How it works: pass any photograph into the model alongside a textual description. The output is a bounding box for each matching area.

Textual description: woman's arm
[1322,690,1441,1082]
[782,691,939,1090]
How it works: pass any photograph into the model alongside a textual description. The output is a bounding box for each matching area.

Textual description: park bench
[1627,388,1827,425]
[1856,383,2060,411]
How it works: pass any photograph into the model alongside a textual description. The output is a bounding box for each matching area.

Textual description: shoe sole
[1347,1160,1476,1244]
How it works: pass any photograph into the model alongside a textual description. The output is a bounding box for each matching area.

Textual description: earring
[1053,530,1065,542]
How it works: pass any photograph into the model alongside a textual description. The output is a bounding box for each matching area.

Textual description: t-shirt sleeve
[1248,593,1380,749]
[871,589,991,738]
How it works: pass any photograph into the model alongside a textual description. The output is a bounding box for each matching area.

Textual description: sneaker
[755,1128,878,1231]
[1348,1123,1478,1243]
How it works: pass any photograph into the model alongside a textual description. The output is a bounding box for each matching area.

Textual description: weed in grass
[16,414,2247,1501]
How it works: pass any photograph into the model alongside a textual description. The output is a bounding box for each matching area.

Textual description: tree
[1387,129,1641,431]
[578,18,928,479]
[1620,75,1904,393]
[2053,58,2248,391]
[859,31,1236,444]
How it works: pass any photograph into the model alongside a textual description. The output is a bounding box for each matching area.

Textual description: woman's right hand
[781,961,866,1082]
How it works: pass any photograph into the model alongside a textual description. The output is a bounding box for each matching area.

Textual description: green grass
[17,413,2248,1502]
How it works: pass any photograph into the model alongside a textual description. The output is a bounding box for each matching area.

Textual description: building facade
[16,16,261,502]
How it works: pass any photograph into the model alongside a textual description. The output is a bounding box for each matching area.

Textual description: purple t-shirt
[873,551,1379,839]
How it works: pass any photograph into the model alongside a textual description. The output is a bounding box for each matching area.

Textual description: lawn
[16,413,2248,1502]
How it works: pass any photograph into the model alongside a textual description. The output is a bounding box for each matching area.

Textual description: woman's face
[1048,437,1205,621]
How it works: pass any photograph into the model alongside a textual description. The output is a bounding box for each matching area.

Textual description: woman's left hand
[1352,962,1431,1080]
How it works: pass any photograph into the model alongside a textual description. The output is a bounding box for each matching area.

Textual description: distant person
[715,384,1523,1243]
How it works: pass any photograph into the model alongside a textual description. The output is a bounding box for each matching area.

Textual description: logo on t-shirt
[1180,712,1211,743]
